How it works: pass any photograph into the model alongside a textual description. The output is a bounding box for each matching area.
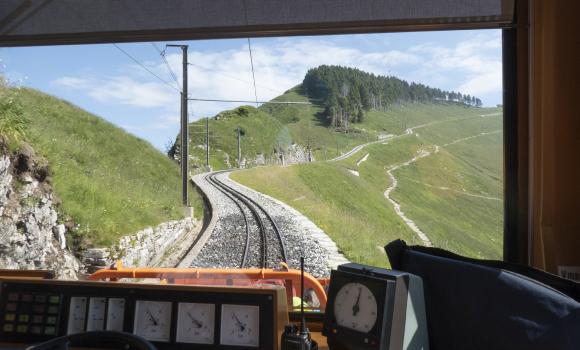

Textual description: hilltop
[1,84,201,248]
[177,65,480,171]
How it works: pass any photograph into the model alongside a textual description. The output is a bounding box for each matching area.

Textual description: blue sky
[0,30,502,151]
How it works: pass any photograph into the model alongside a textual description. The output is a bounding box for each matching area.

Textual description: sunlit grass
[15,88,202,247]
[232,104,503,265]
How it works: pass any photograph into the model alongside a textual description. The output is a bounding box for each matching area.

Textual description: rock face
[82,217,196,272]
[277,143,313,165]
[0,145,81,279]
[239,144,314,169]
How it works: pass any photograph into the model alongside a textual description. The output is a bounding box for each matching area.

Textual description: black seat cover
[385,239,580,350]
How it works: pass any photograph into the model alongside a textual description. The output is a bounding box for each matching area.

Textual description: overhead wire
[188,97,310,104]
[242,0,260,107]
[246,38,259,108]
[151,43,181,91]
[187,62,285,95]
[112,43,181,93]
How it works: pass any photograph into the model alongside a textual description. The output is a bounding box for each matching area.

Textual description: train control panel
[0,278,288,350]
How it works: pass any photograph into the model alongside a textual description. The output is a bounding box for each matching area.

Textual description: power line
[151,43,181,91]
[188,97,311,104]
[186,62,284,94]
[112,43,180,93]
[247,38,259,108]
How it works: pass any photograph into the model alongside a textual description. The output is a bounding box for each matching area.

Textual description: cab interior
[0,1,579,349]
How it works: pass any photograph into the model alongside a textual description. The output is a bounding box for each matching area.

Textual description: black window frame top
[0,0,515,47]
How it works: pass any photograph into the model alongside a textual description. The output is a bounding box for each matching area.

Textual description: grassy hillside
[8,87,202,247]
[185,105,288,170]
[232,104,503,266]
[186,84,498,171]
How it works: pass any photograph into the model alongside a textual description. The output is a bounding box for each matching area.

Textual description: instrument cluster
[0,278,286,350]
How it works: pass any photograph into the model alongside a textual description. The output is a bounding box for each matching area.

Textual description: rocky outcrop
[239,144,314,169]
[277,143,313,166]
[82,217,196,272]
[0,144,81,279]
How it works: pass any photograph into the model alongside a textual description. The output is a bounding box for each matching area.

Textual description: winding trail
[403,178,502,201]
[384,147,436,246]
[329,139,384,162]
[332,114,485,163]
[324,115,501,247]
[382,128,502,246]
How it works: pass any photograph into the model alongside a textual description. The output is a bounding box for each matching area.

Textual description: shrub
[0,83,28,145]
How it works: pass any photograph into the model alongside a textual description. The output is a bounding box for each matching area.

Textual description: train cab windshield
[0,1,579,350]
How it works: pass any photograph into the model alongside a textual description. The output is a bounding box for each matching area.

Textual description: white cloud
[52,32,502,121]
[52,76,91,89]
[408,33,502,96]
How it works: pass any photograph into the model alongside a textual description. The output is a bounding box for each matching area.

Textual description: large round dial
[220,304,260,347]
[176,302,215,344]
[133,300,172,342]
[333,282,378,333]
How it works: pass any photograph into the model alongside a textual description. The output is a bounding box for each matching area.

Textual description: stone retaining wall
[82,217,196,272]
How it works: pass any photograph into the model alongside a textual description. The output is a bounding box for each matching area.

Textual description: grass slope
[14,88,202,247]
[187,87,382,171]
[187,105,287,170]
[232,104,503,266]
[188,86,500,171]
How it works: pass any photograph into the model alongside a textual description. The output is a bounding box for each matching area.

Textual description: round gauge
[176,303,215,344]
[67,296,87,334]
[220,304,260,347]
[86,297,106,331]
[133,300,172,342]
[106,298,126,331]
[333,282,378,333]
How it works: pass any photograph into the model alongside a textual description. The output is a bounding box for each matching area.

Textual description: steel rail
[207,172,266,268]
[214,174,288,265]
[209,171,287,268]
[203,173,251,267]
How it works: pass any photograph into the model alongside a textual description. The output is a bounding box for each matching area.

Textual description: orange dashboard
[0,278,288,350]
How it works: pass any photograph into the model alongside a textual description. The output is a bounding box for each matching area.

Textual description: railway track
[204,171,287,269]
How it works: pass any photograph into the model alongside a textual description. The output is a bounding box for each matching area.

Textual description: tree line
[302,65,482,130]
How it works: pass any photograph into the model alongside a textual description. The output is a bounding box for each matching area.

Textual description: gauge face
[220,304,260,347]
[333,282,378,333]
[106,298,125,331]
[86,297,106,331]
[133,300,172,342]
[176,303,215,344]
[67,296,87,334]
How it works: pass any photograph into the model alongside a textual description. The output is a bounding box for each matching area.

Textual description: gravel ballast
[189,171,349,277]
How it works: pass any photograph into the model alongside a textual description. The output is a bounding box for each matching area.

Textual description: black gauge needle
[352,287,362,316]
[233,313,246,331]
[187,312,203,328]
[146,309,158,326]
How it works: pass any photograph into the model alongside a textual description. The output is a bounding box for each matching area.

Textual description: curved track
[205,171,287,268]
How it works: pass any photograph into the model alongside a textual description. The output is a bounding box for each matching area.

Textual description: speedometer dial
[176,303,215,344]
[333,282,378,333]
[220,304,260,347]
[133,300,172,342]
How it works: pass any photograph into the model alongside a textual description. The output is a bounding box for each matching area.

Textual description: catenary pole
[237,126,241,168]
[206,117,209,167]
[167,44,189,207]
